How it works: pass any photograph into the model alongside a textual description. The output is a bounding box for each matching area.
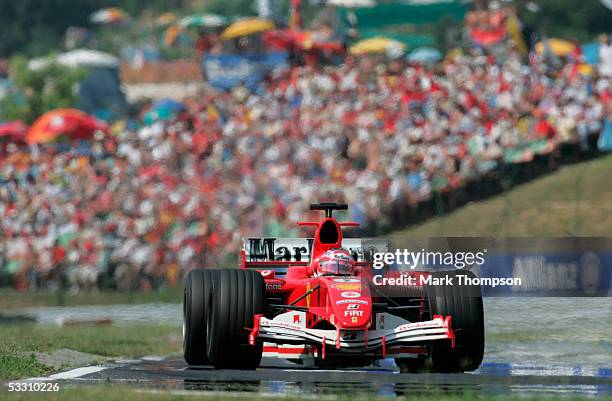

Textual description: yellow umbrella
[220,18,275,40]
[156,12,177,26]
[535,38,576,57]
[349,37,405,55]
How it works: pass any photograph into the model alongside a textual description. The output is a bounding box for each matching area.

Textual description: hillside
[389,154,612,240]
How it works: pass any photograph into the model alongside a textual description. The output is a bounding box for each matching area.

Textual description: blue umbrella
[407,47,443,63]
[143,99,186,124]
[153,98,185,113]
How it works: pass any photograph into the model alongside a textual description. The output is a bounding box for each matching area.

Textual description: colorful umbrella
[144,99,186,124]
[535,38,576,57]
[179,14,228,28]
[407,46,443,63]
[0,121,28,139]
[27,109,107,144]
[220,18,275,40]
[349,37,405,55]
[265,29,344,51]
[153,99,185,114]
[155,12,177,26]
[90,7,130,25]
[327,0,374,6]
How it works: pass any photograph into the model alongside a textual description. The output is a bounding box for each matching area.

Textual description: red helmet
[317,248,355,276]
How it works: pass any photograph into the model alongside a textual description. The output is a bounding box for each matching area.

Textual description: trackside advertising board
[203,52,288,90]
[385,237,612,296]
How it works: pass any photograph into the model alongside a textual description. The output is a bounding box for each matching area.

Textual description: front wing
[250,314,454,357]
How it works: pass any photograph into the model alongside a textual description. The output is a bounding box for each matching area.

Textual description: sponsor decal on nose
[336,299,368,305]
[332,283,361,291]
[340,291,361,298]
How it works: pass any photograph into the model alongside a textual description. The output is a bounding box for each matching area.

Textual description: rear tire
[183,269,216,365]
[426,270,485,372]
[206,269,265,369]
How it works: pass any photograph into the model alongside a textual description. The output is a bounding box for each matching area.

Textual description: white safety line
[281,368,394,373]
[141,355,166,361]
[26,365,109,381]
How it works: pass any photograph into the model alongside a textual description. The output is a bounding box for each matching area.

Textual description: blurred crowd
[2,40,612,292]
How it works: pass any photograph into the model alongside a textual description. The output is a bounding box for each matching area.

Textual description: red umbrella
[0,120,28,140]
[26,109,107,144]
[263,29,343,52]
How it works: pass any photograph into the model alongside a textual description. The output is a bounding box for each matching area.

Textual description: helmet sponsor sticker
[340,291,361,298]
[332,283,361,291]
[336,299,368,305]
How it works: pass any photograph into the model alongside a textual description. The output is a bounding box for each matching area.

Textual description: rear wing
[241,237,389,275]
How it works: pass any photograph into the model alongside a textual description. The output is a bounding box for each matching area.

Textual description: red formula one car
[183,203,484,372]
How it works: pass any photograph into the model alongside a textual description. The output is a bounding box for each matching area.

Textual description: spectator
[598,34,612,77]
[1,35,610,292]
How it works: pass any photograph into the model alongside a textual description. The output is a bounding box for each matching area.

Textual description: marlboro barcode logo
[243,238,388,262]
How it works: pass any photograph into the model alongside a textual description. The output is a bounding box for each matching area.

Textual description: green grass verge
[0,353,52,382]
[2,385,609,401]
[0,323,180,380]
[390,154,612,239]
[0,287,183,310]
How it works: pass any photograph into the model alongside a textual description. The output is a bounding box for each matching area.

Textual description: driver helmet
[317,248,355,276]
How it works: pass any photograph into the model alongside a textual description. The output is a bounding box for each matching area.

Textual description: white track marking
[141,355,165,361]
[27,365,108,381]
[281,368,394,373]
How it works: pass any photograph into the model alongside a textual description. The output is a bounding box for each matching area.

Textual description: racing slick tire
[206,269,265,369]
[183,269,216,365]
[426,269,484,372]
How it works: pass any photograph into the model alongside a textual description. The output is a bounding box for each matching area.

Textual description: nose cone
[324,277,371,329]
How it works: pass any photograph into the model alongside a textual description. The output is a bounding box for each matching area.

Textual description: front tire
[426,270,485,372]
[183,269,216,365]
[206,269,265,369]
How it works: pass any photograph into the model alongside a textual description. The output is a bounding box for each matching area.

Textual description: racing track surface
[16,298,612,397]
[36,357,612,398]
